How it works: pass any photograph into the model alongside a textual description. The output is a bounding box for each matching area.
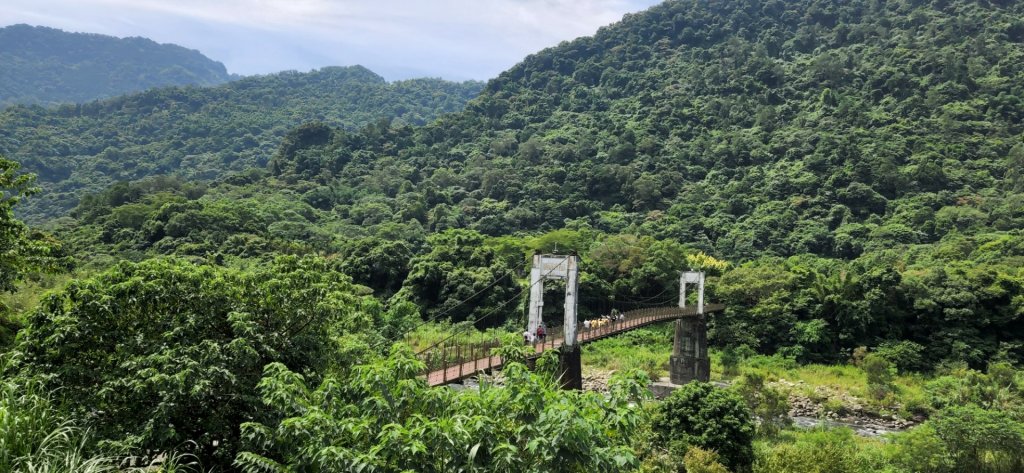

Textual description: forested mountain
[0,66,484,220]
[0,24,232,107]
[3,0,1024,470]
[57,0,1024,366]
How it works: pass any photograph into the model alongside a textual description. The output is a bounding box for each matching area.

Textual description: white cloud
[0,0,661,79]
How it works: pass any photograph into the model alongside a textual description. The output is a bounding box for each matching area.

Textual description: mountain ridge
[0,23,233,107]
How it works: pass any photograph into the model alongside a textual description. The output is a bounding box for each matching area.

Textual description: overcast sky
[1,0,662,81]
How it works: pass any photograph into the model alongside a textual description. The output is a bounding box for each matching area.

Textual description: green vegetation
[2,0,1024,470]
[236,352,649,472]
[652,382,755,472]
[0,24,231,107]
[1,66,483,220]
[28,0,1021,369]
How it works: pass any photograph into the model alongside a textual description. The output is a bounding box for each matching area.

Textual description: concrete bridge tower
[527,253,581,389]
[670,271,710,384]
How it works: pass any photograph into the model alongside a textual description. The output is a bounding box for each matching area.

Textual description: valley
[2,0,1024,472]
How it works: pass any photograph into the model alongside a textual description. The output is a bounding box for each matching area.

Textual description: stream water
[790,416,907,437]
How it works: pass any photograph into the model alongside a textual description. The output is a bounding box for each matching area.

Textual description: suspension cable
[414,255,569,356]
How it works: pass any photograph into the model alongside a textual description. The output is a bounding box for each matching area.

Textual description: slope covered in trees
[3,0,1024,470]
[0,66,484,220]
[54,0,1024,367]
[261,0,1024,260]
[0,24,232,107]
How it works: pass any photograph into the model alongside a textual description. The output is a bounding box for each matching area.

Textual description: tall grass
[0,371,200,472]
[0,377,67,471]
[582,327,673,380]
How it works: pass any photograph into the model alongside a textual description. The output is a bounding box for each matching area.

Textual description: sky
[1,0,662,81]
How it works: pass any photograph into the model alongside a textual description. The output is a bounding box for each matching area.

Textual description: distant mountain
[0,24,233,107]
[0,65,484,220]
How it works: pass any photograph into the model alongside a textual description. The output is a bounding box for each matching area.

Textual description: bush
[862,354,896,400]
[754,428,892,473]
[893,406,1024,473]
[874,341,927,374]
[733,372,791,436]
[683,447,730,473]
[236,351,650,472]
[14,256,364,469]
[651,382,755,472]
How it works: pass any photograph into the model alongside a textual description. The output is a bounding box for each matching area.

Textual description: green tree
[14,256,368,469]
[236,348,649,472]
[1,157,42,293]
[863,353,897,400]
[651,382,755,472]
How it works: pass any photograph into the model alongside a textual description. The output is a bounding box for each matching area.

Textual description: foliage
[892,405,1024,473]
[753,428,894,473]
[0,368,202,473]
[651,382,755,472]
[235,347,649,472]
[685,252,730,276]
[1,157,68,349]
[583,328,672,380]
[733,372,791,437]
[12,256,372,469]
[1,157,41,292]
[1,66,482,220]
[873,341,927,375]
[863,354,897,400]
[682,446,730,473]
[18,0,1024,371]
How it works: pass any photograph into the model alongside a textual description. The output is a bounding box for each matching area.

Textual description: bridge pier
[670,316,710,384]
[557,346,583,390]
[670,271,710,384]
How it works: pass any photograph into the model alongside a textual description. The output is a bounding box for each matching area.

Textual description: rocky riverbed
[581,369,921,437]
[776,378,922,433]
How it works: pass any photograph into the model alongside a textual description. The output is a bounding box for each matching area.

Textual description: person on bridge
[523,329,535,344]
[536,325,546,342]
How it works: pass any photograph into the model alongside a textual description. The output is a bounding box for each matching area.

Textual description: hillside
[3,0,1024,471]
[0,66,484,220]
[203,0,1024,260]
[55,0,1024,366]
[0,24,232,107]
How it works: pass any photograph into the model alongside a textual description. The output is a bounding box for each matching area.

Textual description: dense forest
[0,24,233,107]
[2,0,1024,472]
[0,66,484,220]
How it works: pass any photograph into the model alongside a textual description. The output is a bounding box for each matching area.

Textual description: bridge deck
[425,303,725,386]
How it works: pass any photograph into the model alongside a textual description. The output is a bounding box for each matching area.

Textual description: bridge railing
[420,337,503,377]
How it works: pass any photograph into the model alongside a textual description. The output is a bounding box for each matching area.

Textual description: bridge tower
[528,253,581,389]
[670,271,710,384]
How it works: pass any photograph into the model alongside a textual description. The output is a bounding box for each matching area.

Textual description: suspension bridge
[421,303,725,387]
[415,253,725,389]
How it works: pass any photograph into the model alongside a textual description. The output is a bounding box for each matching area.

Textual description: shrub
[874,341,927,374]
[683,446,730,473]
[651,382,755,472]
[721,347,742,377]
[754,428,892,473]
[733,372,791,436]
[235,349,650,472]
[14,256,364,469]
[862,354,896,400]
[893,406,1024,473]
